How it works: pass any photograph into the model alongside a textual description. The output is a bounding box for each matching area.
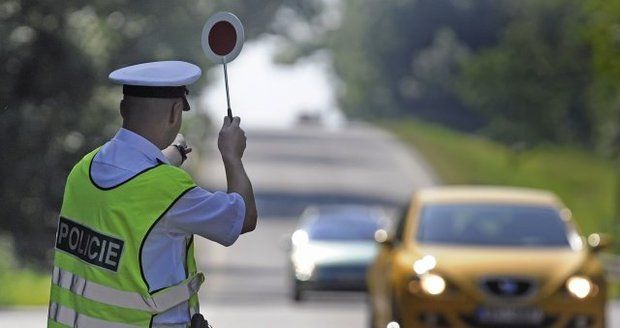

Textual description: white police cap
[109,60,201,87]
[109,61,201,110]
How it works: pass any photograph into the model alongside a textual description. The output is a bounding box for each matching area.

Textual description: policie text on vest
[56,217,124,271]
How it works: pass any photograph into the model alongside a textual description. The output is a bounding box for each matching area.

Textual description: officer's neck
[121,124,167,150]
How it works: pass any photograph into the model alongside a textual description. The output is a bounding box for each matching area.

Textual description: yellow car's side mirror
[374,229,395,248]
[587,233,611,253]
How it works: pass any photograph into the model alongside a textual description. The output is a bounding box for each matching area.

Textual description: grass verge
[0,270,50,306]
[0,236,50,306]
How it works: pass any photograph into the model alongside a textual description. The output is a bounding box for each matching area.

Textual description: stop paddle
[201,12,245,119]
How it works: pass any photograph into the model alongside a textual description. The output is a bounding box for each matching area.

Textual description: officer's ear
[120,99,128,121]
[169,99,183,124]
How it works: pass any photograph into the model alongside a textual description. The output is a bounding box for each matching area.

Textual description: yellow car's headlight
[566,276,592,299]
[413,255,437,275]
[420,273,446,295]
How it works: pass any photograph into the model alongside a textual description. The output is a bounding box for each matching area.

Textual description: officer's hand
[218,116,246,161]
[163,134,192,167]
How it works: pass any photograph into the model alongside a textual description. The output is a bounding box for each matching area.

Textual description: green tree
[458,0,594,146]
[585,0,620,247]
[1,0,111,265]
[586,0,620,153]
[320,0,506,129]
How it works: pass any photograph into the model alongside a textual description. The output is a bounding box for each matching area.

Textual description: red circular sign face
[208,21,237,56]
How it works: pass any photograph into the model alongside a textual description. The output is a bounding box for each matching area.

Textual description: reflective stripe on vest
[152,324,190,328]
[49,302,138,328]
[52,266,204,314]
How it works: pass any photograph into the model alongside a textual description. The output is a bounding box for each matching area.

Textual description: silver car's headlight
[420,273,446,296]
[294,258,315,281]
[292,245,316,281]
[566,276,592,299]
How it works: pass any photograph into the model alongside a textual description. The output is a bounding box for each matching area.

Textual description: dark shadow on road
[294,291,367,304]
[248,152,383,168]
[255,191,404,218]
[205,265,282,276]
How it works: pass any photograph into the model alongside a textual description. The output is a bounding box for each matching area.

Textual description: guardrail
[601,253,620,282]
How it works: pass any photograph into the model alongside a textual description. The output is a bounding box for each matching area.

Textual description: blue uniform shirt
[91,128,245,325]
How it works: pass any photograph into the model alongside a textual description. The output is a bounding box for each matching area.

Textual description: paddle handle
[223,59,232,119]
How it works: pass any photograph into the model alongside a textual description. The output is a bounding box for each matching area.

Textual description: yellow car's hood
[417,245,587,301]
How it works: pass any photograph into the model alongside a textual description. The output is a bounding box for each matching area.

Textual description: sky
[200,35,344,129]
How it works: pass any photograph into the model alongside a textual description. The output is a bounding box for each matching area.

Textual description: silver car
[288,205,389,301]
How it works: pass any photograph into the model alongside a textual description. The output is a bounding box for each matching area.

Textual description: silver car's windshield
[306,215,381,241]
[416,204,571,247]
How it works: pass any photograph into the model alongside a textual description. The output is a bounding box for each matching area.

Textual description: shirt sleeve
[165,187,246,246]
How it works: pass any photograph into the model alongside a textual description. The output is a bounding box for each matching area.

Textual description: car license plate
[476,307,544,324]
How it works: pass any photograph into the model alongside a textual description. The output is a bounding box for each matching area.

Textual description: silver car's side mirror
[588,233,611,253]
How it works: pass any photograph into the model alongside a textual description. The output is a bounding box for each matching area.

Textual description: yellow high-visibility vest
[48,148,202,328]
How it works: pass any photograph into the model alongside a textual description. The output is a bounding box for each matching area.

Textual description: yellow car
[367,186,609,328]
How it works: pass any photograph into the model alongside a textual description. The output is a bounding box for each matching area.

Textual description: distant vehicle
[289,205,388,301]
[296,111,322,126]
[368,186,609,328]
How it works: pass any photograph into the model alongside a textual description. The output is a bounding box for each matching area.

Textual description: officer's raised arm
[218,115,258,233]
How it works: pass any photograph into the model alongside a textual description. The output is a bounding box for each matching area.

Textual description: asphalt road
[2,123,619,327]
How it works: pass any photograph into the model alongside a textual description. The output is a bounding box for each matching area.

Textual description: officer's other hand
[218,116,246,161]
[172,134,193,154]
[163,133,192,167]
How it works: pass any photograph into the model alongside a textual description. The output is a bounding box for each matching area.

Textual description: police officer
[47,61,257,327]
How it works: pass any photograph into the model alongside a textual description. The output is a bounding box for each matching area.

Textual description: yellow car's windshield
[416,204,571,247]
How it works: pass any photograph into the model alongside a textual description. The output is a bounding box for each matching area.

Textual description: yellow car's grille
[479,277,537,299]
